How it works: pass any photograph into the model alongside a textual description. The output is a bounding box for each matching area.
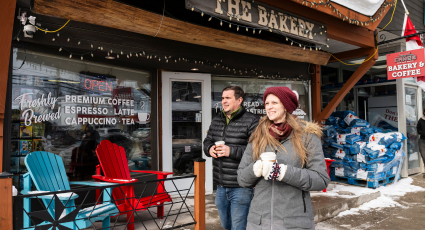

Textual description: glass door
[161,72,212,195]
[405,86,421,174]
[171,82,203,176]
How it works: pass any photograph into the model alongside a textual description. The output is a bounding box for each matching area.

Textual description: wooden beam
[0,3,16,230]
[288,0,395,32]
[0,0,16,172]
[311,64,321,121]
[316,48,378,121]
[0,178,13,230]
[329,47,375,63]
[258,0,375,48]
[32,0,331,65]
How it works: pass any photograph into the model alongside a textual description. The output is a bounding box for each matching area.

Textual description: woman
[416,107,425,178]
[237,86,330,230]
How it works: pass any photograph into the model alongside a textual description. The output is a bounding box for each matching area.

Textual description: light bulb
[67,38,70,42]
[59,47,62,52]
[69,54,72,58]
[81,56,83,60]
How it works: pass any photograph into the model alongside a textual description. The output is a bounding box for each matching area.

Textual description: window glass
[321,66,338,86]
[211,77,310,121]
[10,48,152,188]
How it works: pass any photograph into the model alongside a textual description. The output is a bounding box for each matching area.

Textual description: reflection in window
[11,48,152,188]
[211,77,310,121]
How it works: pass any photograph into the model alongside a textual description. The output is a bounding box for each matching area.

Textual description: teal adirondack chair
[22,151,119,230]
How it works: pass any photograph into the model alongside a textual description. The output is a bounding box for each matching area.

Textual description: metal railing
[13,174,200,230]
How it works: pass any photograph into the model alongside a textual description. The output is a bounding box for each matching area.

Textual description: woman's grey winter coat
[237,121,330,230]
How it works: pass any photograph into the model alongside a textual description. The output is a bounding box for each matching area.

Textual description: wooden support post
[311,64,321,122]
[316,48,378,121]
[0,0,16,229]
[194,158,205,230]
[0,0,16,172]
[0,174,13,230]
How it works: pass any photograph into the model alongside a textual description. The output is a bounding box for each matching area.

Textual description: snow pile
[336,177,424,217]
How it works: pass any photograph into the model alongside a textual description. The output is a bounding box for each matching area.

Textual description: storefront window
[211,77,310,121]
[10,48,152,187]
[321,66,338,86]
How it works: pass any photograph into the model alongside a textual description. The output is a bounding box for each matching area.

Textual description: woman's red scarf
[269,122,292,140]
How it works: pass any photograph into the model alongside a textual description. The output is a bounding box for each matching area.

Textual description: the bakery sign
[387,49,425,80]
[186,0,327,45]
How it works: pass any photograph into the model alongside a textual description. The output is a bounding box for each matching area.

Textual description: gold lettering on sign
[290,17,299,35]
[278,13,290,33]
[215,0,226,14]
[228,0,240,16]
[268,10,279,29]
[298,19,307,38]
[305,22,314,39]
[241,0,252,22]
[258,5,268,26]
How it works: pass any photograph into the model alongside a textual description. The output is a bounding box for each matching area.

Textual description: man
[203,86,259,230]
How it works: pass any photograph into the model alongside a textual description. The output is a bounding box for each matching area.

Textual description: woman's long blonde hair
[249,112,309,167]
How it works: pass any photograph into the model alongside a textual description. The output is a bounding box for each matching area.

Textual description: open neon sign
[84,78,113,92]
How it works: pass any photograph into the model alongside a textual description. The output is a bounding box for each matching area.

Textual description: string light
[35,25,299,79]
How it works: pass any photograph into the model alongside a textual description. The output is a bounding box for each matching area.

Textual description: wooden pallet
[330,174,401,189]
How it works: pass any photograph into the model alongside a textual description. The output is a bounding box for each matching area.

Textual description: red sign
[387,48,425,80]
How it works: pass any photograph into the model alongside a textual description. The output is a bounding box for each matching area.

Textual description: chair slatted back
[25,151,70,192]
[25,151,72,217]
[96,140,133,205]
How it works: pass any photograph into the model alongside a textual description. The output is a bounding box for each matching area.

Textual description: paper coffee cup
[215,141,225,145]
[260,152,277,163]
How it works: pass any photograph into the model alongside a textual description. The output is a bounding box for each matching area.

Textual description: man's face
[222,90,242,114]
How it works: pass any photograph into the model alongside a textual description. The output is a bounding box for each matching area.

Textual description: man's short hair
[222,86,245,100]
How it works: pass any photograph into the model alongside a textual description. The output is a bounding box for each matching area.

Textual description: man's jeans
[215,186,253,230]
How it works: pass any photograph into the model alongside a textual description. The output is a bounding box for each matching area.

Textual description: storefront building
[321,1,425,177]
[0,0,396,227]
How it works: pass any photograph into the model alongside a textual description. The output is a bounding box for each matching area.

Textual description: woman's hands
[253,160,287,181]
[253,160,263,177]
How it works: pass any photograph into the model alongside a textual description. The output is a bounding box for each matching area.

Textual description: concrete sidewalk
[86,181,384,230]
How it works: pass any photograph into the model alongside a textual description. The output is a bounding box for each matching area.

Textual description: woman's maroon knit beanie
[263,87,299,114]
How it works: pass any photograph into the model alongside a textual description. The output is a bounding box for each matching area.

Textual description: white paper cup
[215,141,225,156]
[215,141,225,146]
[260,152,277,163]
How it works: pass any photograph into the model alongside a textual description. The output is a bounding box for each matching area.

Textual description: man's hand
[209,146,218,158]
[215,144,230,157]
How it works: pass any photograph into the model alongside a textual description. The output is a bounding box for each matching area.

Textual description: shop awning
[331,0,386,17]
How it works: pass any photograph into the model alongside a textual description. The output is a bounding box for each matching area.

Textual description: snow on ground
[317,177,425,217]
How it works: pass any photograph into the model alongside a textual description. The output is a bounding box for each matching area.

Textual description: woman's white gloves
[253,160,287,181]
[253,160,263,177]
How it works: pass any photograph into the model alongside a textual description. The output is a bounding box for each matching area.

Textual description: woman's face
[265,94,286,123]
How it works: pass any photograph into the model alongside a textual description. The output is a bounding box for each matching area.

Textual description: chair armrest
[129,170,173,176]
[69,181,117,187]
[21,190,79,200]
[92,175,138,184]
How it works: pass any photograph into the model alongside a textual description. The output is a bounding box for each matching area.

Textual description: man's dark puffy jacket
[417,117,425,140]
[203,107,259,187]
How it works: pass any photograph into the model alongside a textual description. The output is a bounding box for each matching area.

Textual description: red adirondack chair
[92,140,173,230]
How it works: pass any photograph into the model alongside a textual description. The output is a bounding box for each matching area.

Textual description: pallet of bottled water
[321,111,406,189]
